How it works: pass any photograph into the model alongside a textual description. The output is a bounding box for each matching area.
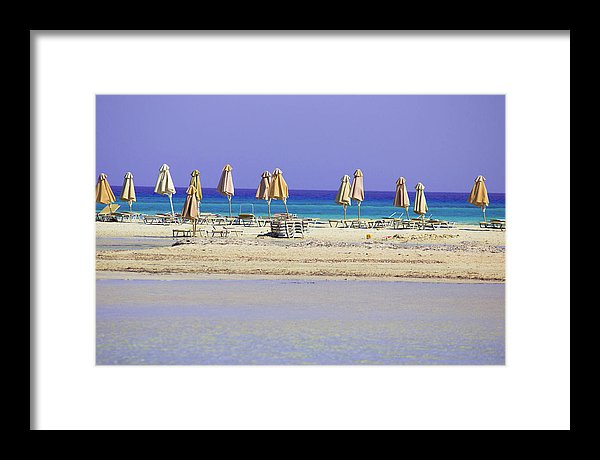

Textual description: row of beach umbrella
[96,165,490,222]
[334,171,429,221]
[96,164,291,219]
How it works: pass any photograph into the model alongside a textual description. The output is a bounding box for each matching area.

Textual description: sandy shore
[96,221,505,282]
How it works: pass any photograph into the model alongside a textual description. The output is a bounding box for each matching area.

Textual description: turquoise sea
[100,186,505,224]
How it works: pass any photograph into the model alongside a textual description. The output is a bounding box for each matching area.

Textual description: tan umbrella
[349,169,364,220]
[216,164,235,217]
[335,174,351,219]
[393,176,410,220]
[256,171,272,217]
[96,173,117,214]
[269,168,289,215]
[190,169,203,215]
[413,182,428,221]
[181,184,199,236]
[120,171,136,212]
[468,175,490,222]
[154,163,176,216]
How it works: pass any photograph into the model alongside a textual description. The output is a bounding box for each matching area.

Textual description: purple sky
[96,95,505,192]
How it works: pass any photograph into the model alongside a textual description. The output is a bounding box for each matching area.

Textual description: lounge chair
[347,219,372,229]
[272,212,298,220]
[329,219,349,228]
[211,225,244,237]
[480,219,506,231]
[257,218,272,227]
[143,213,182,225]
[236,213,258,227]
[96,203,121,221]
[173,227,207,238]
[117,211,143,222]
[428,219,455,229]
[269,219,306,238]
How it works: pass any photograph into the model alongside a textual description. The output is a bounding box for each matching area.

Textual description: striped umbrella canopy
[269,168,289,215]
[256,171,272,217]
[216,164,235,217]
[154,164,176,216]
[190,169,203,215]
[468,175,490,222]
[120,171,136,212]
[413,182,428,219]
[393,176,410,220]
[335,174,352,219]
[349,169,364,220]
[96,173,117,213]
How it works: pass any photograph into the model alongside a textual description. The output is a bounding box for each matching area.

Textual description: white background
[32,31,570,430]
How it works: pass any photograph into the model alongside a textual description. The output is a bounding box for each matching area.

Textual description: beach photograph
[33,30,570,430]
[95,95,506,365]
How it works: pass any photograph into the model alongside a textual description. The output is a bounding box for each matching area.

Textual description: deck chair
[96,203,121,221]
[211,225,244,237]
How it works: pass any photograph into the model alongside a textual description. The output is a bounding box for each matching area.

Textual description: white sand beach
[96,221,505,282]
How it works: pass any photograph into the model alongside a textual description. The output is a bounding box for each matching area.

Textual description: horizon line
[126,185,506,194]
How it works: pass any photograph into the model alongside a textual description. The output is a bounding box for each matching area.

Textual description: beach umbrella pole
[482,206,486,222]
[284,199,289,216]
[268,199,271,218]
[357,202,361,221]
[168,194,175,217]
[228,195,232,218]
[405,207,409,221]
[343,205,347,220]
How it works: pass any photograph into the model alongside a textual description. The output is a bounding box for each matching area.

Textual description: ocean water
[96,278,505,365]
[100,186,505,224]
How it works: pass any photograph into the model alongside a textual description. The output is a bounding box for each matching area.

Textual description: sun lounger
[257,218,272,227]
[172,228,193,238]
[235,213,258,226]
[117,211,143,222]
[480,219,506,230]
[143,214,182,225]
[428,219,455,229]
[269,219,307,238]
[173,227,208,238]
[329,219,350,228]
[347,220,369,229]
[272,213,298,220]
[211,226,244,237]
[96,203,121,221]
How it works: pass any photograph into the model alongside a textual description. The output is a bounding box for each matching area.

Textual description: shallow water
[96,279,505,365]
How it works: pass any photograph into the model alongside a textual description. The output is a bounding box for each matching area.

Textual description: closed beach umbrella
[154,163,176,216]
[96,173,117,213]
[181,184,199,236]
[190,169,203,215]
[413,182,428,220]
[256,171,272,217]
[468,175,490,222]
[120,171,136,212]
[335,174,352,219]
[350,169,364,220]
[393,176,410,220]
[216,164,235,217]
[269,168,289,215]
